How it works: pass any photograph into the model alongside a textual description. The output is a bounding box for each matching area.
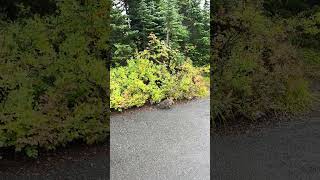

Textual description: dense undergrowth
[0,1,110,158]
[211,1,319,128]
[111,34,209,111]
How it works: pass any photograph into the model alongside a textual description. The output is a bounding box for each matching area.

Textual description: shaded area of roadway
[0,142,109,180]
[211,83,320,180]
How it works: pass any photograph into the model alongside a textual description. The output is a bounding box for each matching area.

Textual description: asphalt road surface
[211,89,320,180]
[111,98,210,180]
[0,142,109,180]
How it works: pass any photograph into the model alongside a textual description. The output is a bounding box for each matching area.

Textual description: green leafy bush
[212,4,313,126]
[111,59,208,111]
[0,1,110,158]
[280,78,313,112]
[299,48,320,79]
[111,35,208,111]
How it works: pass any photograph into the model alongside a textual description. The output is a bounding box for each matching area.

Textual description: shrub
[299,48,320,79]
[110,35,208,111]
[110,59,208,111]
[212,4,313,127]
[0,1,110,158]
[280,78,313,112]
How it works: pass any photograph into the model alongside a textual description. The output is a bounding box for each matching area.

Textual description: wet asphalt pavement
[0,142,109,180]
[211,106,320,180]
[110,98,210,180]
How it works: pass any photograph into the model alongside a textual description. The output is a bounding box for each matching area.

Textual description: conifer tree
[126,0,167,49]
[113,0,209,66]
[161,0,188,48]
[178,0,210,65]
[111,1,136,66]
